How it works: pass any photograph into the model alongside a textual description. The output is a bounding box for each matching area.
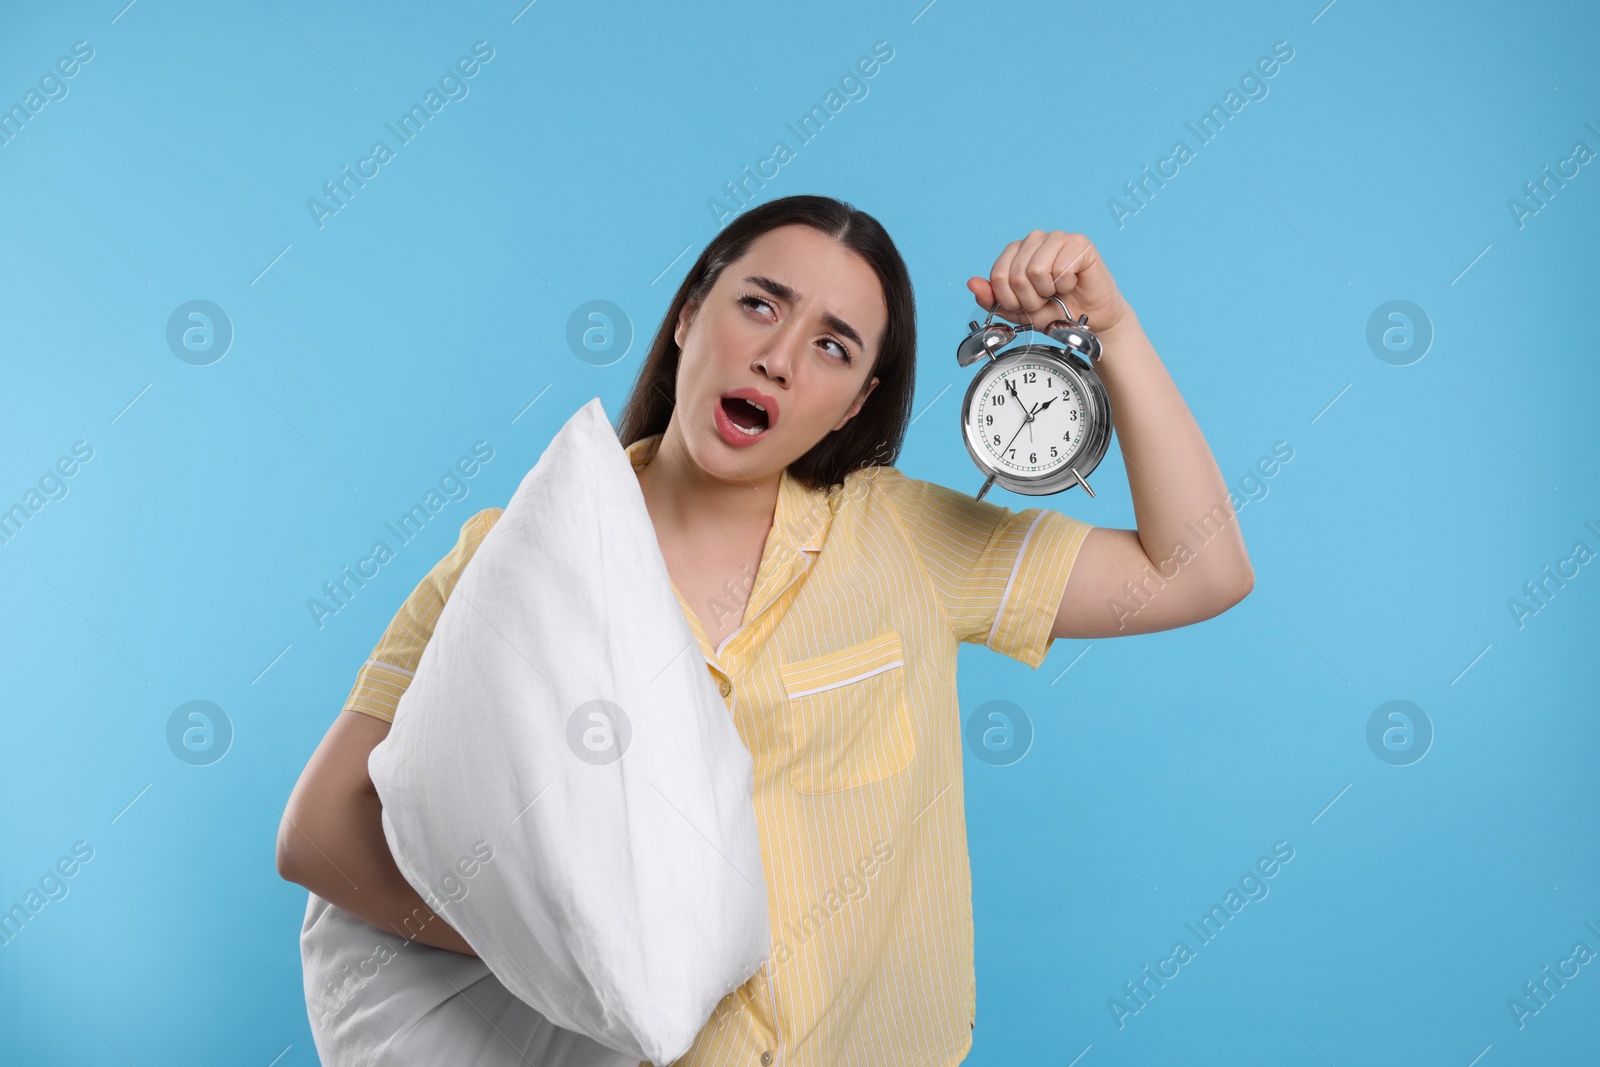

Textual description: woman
[277,194,1253,1065]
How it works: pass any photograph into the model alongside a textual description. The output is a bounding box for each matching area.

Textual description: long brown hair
[615,195,916,493]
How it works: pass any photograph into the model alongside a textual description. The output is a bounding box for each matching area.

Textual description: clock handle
[974,472,997,502]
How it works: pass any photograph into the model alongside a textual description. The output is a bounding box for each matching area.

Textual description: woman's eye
[740,294,851,363]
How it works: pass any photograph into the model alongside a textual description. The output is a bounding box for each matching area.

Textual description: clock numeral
[993,393,1005,406]
[1050,446,1058,458]
[1069,409,1077,420]
[1022,371,1036,383]
[984,415,993,426]
[1029,452,1037,464]
[993,434,1001,446]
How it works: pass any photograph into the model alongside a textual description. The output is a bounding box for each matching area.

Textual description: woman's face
[671,223,886,485]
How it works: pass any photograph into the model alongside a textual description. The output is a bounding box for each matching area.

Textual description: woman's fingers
[970,231,1126,331]
[1009,230,1066,315]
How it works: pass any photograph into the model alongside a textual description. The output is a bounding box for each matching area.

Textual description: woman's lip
[713,395,771,447]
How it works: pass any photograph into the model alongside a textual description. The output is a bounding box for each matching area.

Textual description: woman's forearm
[1096,304,1254,599]
[280,786,478,956]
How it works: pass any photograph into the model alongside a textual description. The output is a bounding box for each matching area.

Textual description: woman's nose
[755,329,802,386]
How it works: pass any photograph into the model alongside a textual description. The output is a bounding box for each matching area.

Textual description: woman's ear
[673,299,701,349]
[833,376,880,431]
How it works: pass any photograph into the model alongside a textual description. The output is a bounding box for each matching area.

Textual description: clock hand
[1005,377,1029,441]
[1001,377,1030,446]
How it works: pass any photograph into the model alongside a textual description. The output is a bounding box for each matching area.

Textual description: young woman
[277,195,1253,1065]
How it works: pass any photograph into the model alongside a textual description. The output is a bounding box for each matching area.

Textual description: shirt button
[760,1053,773,1066]
[719,679,732,697]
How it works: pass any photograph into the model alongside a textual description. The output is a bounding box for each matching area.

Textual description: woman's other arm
[1053,304,1254,638]
[275,709,478,956]
[969,231,1255,640]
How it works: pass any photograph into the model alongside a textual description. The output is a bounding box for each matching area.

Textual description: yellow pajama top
[341,432,1095,1067]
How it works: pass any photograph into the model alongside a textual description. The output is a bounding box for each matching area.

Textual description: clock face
[967,359,1087,475]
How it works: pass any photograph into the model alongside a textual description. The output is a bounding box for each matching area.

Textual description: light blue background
[2,0,1596,1063]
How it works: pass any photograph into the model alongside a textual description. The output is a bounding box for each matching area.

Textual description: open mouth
[719,395,770,435]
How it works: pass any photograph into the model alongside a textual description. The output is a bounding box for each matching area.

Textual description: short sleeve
[340,507,503,723]
[873,468,1095,669]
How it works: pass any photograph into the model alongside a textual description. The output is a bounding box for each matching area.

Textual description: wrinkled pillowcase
[355,395,770,1066]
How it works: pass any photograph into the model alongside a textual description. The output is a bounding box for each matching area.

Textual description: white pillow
[357,395,771,1065]
[300,889,642,1066]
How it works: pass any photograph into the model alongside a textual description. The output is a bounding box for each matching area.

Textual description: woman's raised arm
[967,230,1255,640]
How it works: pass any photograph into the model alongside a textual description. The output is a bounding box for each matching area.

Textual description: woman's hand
[966,230,1132,336]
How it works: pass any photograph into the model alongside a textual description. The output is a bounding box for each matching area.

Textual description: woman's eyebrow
[743,274,863,353]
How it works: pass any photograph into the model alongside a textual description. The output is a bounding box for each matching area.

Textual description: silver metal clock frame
[955,296,1112,502]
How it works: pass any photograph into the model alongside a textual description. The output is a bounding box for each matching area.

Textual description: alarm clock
[955,293,1113,501]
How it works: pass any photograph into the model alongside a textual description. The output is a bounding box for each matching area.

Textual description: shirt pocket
[778,630,916,795]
